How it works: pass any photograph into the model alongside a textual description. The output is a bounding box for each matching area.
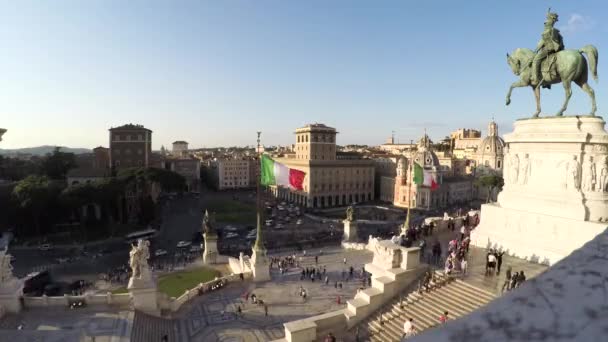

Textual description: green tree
[475,175,504,203]
[12,175,62,236]
[40,147,77,180]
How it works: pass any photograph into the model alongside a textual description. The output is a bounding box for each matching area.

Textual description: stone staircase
[130,310,178,342]
[359,271,496,341]
[243,255,252,272]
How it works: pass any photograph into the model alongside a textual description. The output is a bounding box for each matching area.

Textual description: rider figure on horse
[531,9,564,87]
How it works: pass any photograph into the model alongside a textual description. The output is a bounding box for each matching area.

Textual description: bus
[125,229,158,244]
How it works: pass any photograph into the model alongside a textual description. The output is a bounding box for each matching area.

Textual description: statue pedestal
[203,233,218,265]
[472,116,608,265]
[342,220,358,242]
[250,247,270,282]
[0,279,23,314]
[128,273,159,316]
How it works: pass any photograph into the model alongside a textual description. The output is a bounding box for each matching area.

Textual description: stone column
[342,219,358,242]
[203,232,218,264]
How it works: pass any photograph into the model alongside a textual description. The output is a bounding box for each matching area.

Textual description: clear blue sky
[1,0,606,149]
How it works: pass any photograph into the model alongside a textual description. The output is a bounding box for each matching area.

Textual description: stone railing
[22,292,131,308]
[162,273,250,313]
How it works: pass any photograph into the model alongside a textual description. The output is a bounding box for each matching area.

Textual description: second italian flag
[413,162,438,190]
[260,155,306,190]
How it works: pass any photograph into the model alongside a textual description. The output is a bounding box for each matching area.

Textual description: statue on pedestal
[202,210,216,235]
[598,156,608,192]
[345,206,355,222]
[129,239,150,280]
[581,155,597,191]
[0,251,16,284]
[566,155,581,190]
[505,9,598,117]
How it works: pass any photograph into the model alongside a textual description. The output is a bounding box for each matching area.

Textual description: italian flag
[413,162,439,190]
[260,155,306,190]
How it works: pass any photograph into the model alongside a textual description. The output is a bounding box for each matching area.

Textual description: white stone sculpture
[518,154,530,185]
[0,251,16,284]
[129,239,150,279]
[581,156,596,191]
[599,156,608,192]
[510,154,520,184]
[566,155,581,190]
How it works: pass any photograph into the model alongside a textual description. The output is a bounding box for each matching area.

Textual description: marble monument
[472,116,608,264]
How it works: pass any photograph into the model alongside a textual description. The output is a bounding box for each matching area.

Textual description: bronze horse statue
[505,46,598,117]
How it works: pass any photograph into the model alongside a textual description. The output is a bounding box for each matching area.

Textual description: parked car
[189,245,202,253]
[296,219,303,225]
[176,241,192,248]
[38,244,52,251]
[225,232,239,239]
[154,249,168,257]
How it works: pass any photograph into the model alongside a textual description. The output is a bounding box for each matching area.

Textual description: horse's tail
[580,45,598,82]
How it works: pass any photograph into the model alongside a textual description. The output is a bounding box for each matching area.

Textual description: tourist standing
[496,251,504,274]
[439,311,449,324]
[502,267,512,292]
[517,270,526,287]
[403,318,415,338]
[460,258,468,277]
[510,272,519,290]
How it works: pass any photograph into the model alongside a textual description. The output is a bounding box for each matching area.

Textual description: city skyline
[2,1,606,149]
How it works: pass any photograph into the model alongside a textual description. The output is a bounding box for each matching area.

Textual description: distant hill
[0,145,92,156]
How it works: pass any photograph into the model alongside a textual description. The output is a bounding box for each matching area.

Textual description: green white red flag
[260,154,306,190]
[413,162,438,190]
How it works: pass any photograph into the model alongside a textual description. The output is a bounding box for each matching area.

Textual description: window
[125,149,131,155]
[115,149,121,155]
[138,134,143,140]
[485,160,489,166]
[114,134,120,141]
[126,135,131,141]
[138,160,143,166]
[137,149,143,155]
[497,160,502,168]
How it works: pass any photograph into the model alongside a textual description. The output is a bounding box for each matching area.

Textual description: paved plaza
[0,219,550,342]
[167,248,373,342]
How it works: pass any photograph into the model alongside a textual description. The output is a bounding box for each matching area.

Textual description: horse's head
[506,52,521,76]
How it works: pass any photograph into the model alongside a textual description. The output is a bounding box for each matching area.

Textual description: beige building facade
[272,124,375,208]
[207,159,251,190]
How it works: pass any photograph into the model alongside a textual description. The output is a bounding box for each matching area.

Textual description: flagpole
[253,131,265,252]
[402,139,414,236]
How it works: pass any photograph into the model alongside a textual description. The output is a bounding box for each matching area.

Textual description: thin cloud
[559,13,595,34]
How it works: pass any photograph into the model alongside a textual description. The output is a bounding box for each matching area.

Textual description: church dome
[479,120,505,156]
[479,135,505,155]
[413,134,439,168]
